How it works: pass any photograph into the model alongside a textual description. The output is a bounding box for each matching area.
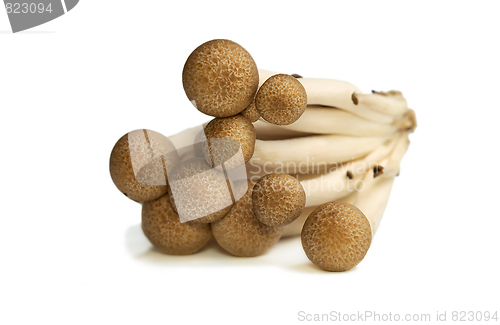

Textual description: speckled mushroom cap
[255,74,307,125]
[212,181,284,257]
[239,101,260,122]
[301,201,372,271]
[203,115,256,168]
[109,129,178,202]
[142,194,212,255]
[167,158,233,223]
[182,39,259,117]
[252,174,306,227]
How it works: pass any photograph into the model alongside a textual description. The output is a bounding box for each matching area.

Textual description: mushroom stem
[352,90,408,116]
[297,134,399,207]
[168,120,313,144]
[167,124,206,150]
[281,132,410,237]
[254,120,314,140]
[167,124,393,174]
[373,134,410,179]
[341,175,396,236]
[340,133,410,235]
[250,134,391,169]
[283,174,397,239]
[271,105,401,137]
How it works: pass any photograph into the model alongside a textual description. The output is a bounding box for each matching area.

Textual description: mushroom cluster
[109,39,416,271]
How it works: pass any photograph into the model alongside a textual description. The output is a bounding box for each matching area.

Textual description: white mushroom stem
[345,134,400,176]
[258,69,399,124]
[167,124,206,149]
[254,120,313,140]
[341,175,396,236]
[298,170,357,207]
[168,124,390,172]
[250,134,391,172]
[352,91,408,116]
[297,135,399,207]
[272,106,400,137]
[253,105,414,138]
[340,133,410,235]
[167,123,407,180]
[281,132,410,237]
[375,134,410,179]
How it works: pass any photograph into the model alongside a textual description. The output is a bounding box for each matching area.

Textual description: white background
[1,1,499,324]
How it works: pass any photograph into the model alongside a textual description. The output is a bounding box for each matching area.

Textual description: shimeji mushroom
[109,129,178,202]
[183,39,259,118]
[142,194,212,255]
[306,160,405,270]
[252,174,306,227]
[258,69,404,125]
[255,74,307,125]
[301,201,372,272]
[167,61,413,261]
[172,64,415,176]
[108,38,417,269]
[297,133,410,271]
[211,181,283,257]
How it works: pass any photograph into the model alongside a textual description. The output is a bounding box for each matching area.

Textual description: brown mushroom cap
[252,174,306,227]
[255,74,307,125]
[109,129,177,202]
[142,194,212,255]
[212,182,283,257]
[167,158,233,223]
[182,39,259,118]
[203,115,256,168]
[301,201,372,271]
[239,101,260,122]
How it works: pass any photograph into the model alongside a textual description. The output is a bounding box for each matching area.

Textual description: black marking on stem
[373,165,384,178]
[351,92,359,105]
